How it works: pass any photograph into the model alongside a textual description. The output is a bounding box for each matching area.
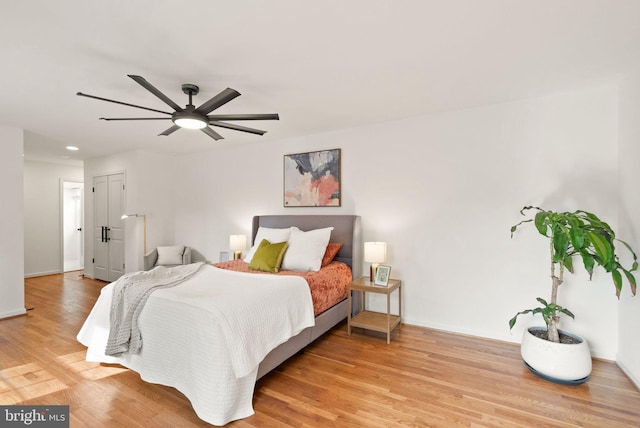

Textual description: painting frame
[284,148,341,207]
[374,265,391,287]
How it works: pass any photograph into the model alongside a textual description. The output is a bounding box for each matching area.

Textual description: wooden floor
[1,273,639,427]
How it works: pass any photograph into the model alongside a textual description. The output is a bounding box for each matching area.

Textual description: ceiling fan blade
[159,124,181,136]
[128,75,183,111]
[77,92,171,115]
[201,126,224,141]
[100,117,172,121]
[195,88,241,115]
[207,113,280,121]
[209,121,266,136]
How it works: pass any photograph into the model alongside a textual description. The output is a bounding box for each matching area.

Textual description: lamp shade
[229,235,247,250]
[364,242,387,263]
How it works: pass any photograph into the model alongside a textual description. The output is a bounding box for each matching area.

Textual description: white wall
[136,151,178,252]
[0,127,25,319]
[23,160,83,277]
[83,150,176,276]
[617,71,640,386]
[174,85,623,359]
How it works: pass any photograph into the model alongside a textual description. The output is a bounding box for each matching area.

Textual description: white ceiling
[2,1,639,165]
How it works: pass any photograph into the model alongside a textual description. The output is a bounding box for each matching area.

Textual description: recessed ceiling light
[66,146,79,151]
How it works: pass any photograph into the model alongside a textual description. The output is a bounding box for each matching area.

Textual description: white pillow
[156,245,185,265]
[244,227,293,263]
[281,227,333,272]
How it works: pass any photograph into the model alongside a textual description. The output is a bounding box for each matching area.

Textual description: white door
[93,173,125,282]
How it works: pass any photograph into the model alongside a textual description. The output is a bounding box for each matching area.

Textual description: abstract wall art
[283,149,341,207]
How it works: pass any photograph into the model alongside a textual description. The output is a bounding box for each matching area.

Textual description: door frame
[59,178,84,273]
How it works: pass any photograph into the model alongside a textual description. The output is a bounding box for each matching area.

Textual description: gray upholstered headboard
[252,215,362,279]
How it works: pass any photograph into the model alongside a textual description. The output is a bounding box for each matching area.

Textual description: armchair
[144,245,192,271]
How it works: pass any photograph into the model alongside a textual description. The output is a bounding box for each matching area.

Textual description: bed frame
[253,215,362,379]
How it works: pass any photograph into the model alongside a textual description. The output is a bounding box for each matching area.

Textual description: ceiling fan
[77,75,279,141]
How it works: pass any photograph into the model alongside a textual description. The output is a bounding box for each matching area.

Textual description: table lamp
[364,242,387,282]
[229,235,247,260]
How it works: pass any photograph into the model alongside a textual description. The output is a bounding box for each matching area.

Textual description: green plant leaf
[563,254,574,273]
[508,314,520,330]
[559,307,575,320]
[612,269,623,298]
[581,251,595,278]
[568,218,584,249]
[622,268,637,296]
[579,210,603,225]
[534,211,549,236]
[587,231,613,265]
[509,309,532,330]
[510,219,532,238]
[553,229,569,262]
[618,239,638,266]
[509,307,544,330]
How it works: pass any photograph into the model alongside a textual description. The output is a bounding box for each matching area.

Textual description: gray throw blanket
[105,262,204,356]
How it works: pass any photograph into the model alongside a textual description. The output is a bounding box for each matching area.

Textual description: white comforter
[77,264,315,426]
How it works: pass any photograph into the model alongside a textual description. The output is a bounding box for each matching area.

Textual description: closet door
[93,173,125,282]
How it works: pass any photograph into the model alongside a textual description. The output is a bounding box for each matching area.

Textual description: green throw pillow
[248,239,289,273]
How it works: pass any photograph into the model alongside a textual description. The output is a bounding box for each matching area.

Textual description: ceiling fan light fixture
[79,75,278,140]
[174,116,207,129]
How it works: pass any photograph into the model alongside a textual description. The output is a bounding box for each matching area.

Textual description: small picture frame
[219,251,230,262]
[374,265,391,287]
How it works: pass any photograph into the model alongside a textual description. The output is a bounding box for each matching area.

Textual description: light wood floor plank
[0,272,638,427]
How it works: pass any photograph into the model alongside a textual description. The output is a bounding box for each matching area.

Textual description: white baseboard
[0,308,27,319]
[24,270,61,278]
[401,318,617,361]
[616,356,640,390]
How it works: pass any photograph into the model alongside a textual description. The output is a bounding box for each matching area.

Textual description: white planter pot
[521,327,592,384]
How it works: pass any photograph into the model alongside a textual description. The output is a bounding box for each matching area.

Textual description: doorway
[63,181,84,272]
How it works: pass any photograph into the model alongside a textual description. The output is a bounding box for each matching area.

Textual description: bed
[77,214,362,426]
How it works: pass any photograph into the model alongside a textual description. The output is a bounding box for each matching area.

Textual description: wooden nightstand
[347,276,402,344]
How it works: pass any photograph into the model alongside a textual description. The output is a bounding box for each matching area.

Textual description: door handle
[77,227,82,231]
[106,227,111,242]
[101,226,106,243]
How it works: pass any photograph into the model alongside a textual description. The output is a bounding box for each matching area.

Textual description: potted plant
[509,206,637,383]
